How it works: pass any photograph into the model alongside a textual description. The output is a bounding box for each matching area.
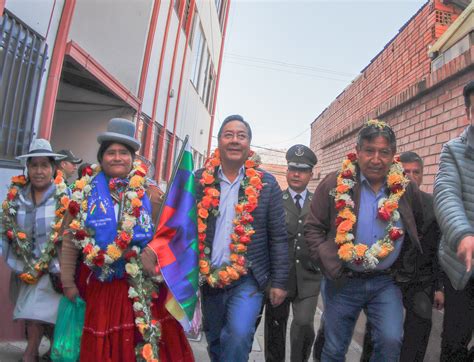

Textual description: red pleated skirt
[76,263,194,362]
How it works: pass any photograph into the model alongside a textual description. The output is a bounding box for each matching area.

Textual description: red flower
[68,201,80,217]
[6,230,14,240]
[198,233,206,242]
[211,199,219,208]
[244,204,256,213]
[241,214,254,224]
[389,228,403,241]
[135,169,146,177]
[151,291,159,299]
[132,207,141,218]
[239,235,251,244]
[199,243,205,251]
[7,192,15,201]
[341,169,353,179]
[116,238,128,249]
[335,200,346,210]
[83,244,93,255]
[335,216,344,226]
[234,225,245,236]
[390,184,403,193]
[75,229,87,241]
[94,251,105,267]
[124,250,138,261]
[347,153,357,162]
[378,207,391,222]
[82,166,93,177]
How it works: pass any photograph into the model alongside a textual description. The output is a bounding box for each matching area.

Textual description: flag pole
[153,135,190,232]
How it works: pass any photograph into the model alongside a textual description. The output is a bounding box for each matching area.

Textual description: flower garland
[2,171,69,284]
[68,162,160,362]
[333,152,409,270]
[197,148,263,288]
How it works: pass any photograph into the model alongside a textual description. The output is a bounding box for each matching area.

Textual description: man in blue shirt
[305,120,424,361]
[196,115,289,362]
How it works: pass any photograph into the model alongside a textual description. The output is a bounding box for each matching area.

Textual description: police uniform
[264,145,322,362]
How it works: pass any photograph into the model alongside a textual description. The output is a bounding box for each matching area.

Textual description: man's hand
[269,287,287,307]
[433,290,444,310]
[63,286,79,302]
[457,235,474,272]
[141,246,158,276]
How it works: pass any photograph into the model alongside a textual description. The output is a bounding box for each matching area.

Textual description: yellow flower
[69,220,81,230]
[129,175,144,189]
[335,233,348,245]
[75,179,86,190]
[131,198,142,208]
[107,244,122,260]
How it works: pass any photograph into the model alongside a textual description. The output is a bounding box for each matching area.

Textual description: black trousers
[440,278,474,362]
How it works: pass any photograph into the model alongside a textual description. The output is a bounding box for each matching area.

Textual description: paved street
[0,299,450,362]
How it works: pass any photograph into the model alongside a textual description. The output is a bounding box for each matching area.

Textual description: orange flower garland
[2,171,69,284]
[198,149,263,287]
[333,152,409,269]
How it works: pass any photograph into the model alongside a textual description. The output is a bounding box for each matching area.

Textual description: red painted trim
[0,0,6,16]
[165,0,196,177]
[39,0,76,140]
[137,0,161,102]
[144,0,174,161]
[45,0,57,39]
[154,1,186,181]
[135,0,161,146]
[207,0,231,156]
[65,41,141,110]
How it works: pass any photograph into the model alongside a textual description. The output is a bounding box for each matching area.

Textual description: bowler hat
[97,118,140,151]
[57,149,82,164]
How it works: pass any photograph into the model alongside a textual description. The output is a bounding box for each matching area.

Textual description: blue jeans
[321,275,403,362]
[201,275,264,362]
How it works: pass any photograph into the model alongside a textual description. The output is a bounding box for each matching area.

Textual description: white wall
[50,83,135,164]
[68,0,153,95]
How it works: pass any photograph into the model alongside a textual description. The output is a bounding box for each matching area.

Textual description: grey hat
[16,139,67,160]
[97,118,140,151]
[57,149,82,164]
[286,144,317,169]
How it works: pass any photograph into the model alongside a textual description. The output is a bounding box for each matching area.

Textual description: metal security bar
[0,10,48,165]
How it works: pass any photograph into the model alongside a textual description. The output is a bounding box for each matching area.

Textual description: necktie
[295,194,302,212]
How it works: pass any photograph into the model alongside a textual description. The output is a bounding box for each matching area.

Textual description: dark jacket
[414,191,443,290]
[195,168,289,290]
[283,189,322,299]
[304,170,423,281]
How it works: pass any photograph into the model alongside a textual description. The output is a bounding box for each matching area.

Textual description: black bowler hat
[286,144,317,169]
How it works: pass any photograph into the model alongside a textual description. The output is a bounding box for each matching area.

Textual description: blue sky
[215,0,427,157]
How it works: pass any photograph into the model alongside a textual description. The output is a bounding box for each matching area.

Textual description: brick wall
[261,163,288,190]
[309,0,467,193]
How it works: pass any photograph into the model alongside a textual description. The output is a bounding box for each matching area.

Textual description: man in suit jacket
[196,115,289,362]
[264,144,322,362]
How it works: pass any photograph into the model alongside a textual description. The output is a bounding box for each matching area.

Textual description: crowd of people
[1,81,474,362]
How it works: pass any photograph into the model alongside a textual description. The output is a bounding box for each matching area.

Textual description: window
[215,0,228,30]
[0,10,48,166]
[160,131,172,181]
[205,64,216,110]
[198,49,210,98]
[151,123,163,168]
[173,0,180,15]
[190,23,204,88]
[138,116,150,156]
[182,0,192,31]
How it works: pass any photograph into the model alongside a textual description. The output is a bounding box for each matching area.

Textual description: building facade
[0,0,230,341]
[310,0,473,193]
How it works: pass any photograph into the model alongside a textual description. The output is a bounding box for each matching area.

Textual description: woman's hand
[63,286,79,302]
[141,246,159,276]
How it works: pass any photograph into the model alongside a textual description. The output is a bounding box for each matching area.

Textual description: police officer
[264,144,322,362]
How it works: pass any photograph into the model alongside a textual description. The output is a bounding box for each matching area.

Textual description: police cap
[286,144,317,169]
